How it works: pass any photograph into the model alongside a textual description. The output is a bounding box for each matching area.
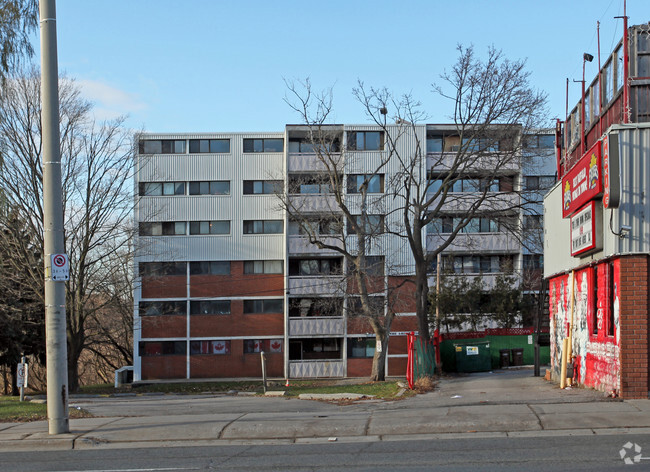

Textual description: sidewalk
[2,369,650,451]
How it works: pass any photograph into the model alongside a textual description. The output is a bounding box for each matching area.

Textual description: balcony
[289,317,345,337]
[288,194,339,213]
[289,360,344,378]
[288,152,343,172]
[288,276,344,296]
[426,192,520,213]
[288,236,343,255]
[427,232,521,253]
[427,152,520,173]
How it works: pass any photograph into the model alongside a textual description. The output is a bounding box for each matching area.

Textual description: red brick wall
[389,277,416,312]
[618,255,650,399]
[141,315,186,338]
[190,340,283,378]
[190,299,283,337]
[142,275,186,299]
[190,261,283,297]
[347,358,373,377]
[141,355,186,380]
[388,357,407,376]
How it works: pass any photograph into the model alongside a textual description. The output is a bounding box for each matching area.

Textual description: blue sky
[33,0,648,133]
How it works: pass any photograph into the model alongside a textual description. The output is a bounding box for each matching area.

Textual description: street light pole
[40,0,69,435]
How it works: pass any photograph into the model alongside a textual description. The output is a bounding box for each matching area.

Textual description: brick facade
[618,255,650,399]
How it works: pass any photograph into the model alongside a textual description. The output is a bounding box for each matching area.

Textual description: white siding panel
[139,155,234,181]
[137,235,284,262]
[138,196,232,221]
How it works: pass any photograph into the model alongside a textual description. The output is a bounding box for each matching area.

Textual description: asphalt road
[0,434,646,471]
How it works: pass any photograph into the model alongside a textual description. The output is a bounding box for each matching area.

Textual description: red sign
[561,141,602,218]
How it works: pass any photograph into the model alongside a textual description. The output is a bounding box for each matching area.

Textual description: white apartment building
[133,124,554,381]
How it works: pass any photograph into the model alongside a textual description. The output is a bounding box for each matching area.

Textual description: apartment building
[134,123,553,381]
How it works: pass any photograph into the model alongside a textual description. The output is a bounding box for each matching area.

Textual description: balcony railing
[426,232,521,253]
[288,236,343,254]
[289,317,345,336]
[427,152,520,173]
[288,152,343,172]
[289,359,344,378]
[288,276,344,295]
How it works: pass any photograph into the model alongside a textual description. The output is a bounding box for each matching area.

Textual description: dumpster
[511,348,524,366]
[499,349,511,368]
[454,339,491,373]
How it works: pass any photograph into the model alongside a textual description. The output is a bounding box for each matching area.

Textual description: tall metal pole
[40,0,69,435]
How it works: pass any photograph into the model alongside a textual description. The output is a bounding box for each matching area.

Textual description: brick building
[544,22,650,398]
[134,121,554,381]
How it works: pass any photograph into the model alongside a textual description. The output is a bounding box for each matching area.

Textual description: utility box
[454,339,491,373]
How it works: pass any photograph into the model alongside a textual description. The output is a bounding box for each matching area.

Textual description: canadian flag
[253,341,261,352]
[269,339,282,353]
[212,341,228,354]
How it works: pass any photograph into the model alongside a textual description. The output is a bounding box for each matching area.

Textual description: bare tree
[281,79,411,381]
[354,45,548,342]
[0,67,136,391]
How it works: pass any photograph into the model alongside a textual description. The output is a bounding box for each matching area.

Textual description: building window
[427,216,500,234]
[349,256,385,277]
[190,340,230,355]
[524,135,555,149]
[347,174,384,194]
[426,137,443,152]
[139,182,185,196]
[289,217,342,236]
[243,180,283,195]
[244,339,283,353]
[243,220,283,234]
[188,139,230,153]
[289,258,343,276]
[289,298,343,317]
[347,215,385,234]
[347,131,384,151]
[243,138,284,153]
[288,173,335,194]
[348,338,376,358]
[189,221,230,235]
[523,215,543,230]
[243,299,284,314]
[524,176,555,190]
[138,139,186,155]
[523,254,543,270]
[190,300,231,315]
[140,341,186,356]
[190,261,231,275]
[139,301,186,316]
[289,338,341,360]
[139,262,186,277]
[188,181,230,195]
[244,260,283,274]
[139,222,186,236]
[431,255,513,274]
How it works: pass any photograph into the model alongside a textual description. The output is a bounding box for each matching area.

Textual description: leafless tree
[281,79,411,381]
[0,66,136,391]
[354,45,548,342]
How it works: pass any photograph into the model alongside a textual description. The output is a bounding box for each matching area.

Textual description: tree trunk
[414,260,431,343]
[370,332,389,381]
[10,362,18,396]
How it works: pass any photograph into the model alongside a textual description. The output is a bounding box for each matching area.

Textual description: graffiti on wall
[549,260,620,394]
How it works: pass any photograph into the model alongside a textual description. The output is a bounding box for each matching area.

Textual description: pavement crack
[217,412,247,439]
[364,411,373,436]
[526,403,544,430]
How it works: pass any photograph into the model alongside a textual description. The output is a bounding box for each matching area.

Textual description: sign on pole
[17,362,28,388]
[50,254,69,281]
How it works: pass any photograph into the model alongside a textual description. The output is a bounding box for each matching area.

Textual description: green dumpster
[453,339,492,373]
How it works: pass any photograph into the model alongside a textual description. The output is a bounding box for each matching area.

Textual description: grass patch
[0,396,92,423]
[280,380,409,399]
[78,379,412,400]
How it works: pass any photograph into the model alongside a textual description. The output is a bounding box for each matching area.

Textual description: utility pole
[40,0,69,435]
